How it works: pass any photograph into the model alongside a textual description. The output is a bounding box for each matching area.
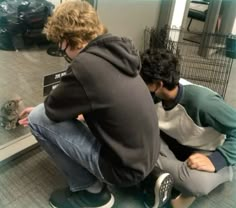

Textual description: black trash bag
[0,27,15,50]
[0,0,54,50]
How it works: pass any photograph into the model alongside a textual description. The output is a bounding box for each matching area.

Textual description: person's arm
[201,94,236,171]
[44,66,91,122]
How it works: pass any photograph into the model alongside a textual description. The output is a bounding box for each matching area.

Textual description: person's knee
[177,164,214,196]
[181,177,213,197]
[28,103,48,127]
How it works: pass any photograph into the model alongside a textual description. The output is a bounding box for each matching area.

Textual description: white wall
[169,0,187,42]
[171,0,187,29]
[232,18,236,35]
[97,0,161,51]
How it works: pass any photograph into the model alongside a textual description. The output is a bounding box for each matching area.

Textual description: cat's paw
[5,126,11,130]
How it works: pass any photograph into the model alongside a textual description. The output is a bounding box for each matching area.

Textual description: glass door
[0,0,66,163]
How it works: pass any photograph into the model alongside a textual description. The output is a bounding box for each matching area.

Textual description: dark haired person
[140,48,236,208]
[18,1,174,208]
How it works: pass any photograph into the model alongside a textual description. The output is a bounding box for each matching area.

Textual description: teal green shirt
[156,79,236,170]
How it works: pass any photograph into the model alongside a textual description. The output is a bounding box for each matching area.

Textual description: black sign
[43,83,60,96]
[43,70,67,96]
[43,70,67,86]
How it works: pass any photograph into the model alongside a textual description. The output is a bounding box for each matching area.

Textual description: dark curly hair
[140,49,180,90]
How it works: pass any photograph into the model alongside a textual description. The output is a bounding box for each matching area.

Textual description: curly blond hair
[44,0,107,49]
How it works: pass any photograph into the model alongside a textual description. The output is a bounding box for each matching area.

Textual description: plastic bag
[0,0,54,50]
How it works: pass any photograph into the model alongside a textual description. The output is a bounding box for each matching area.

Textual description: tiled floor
[0,146,235,208]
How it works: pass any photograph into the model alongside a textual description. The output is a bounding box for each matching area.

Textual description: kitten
[0,99,21,130]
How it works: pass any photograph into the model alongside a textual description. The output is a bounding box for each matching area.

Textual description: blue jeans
[28,103,105,192]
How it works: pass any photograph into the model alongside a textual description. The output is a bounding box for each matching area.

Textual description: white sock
[86,180,104,193]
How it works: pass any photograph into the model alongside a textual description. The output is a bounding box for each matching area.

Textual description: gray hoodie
[44,34,160,186]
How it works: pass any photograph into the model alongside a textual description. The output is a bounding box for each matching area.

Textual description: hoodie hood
[81,33,141,77]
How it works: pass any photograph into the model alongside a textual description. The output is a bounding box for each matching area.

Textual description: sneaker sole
[49,193,115,208]
[154,173,174,208]
[144,173,174,208]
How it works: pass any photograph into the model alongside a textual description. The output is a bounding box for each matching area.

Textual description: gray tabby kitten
[0,99,21,130]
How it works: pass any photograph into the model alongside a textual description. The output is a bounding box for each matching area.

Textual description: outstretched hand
[186,153,215,172]
[77,114,84,121]
[18,107,34,127]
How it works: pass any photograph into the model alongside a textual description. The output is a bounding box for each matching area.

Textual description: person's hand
[18,107,34,127]
[77,114,84,121]
[186,153,215,172]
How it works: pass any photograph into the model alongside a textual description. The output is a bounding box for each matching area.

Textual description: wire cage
[144,26,234,98]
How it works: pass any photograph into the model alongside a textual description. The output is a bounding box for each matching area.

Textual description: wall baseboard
[0,133,38,166]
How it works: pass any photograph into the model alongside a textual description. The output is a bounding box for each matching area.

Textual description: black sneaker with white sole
[49,185,114,208]
[141,166,174,208]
